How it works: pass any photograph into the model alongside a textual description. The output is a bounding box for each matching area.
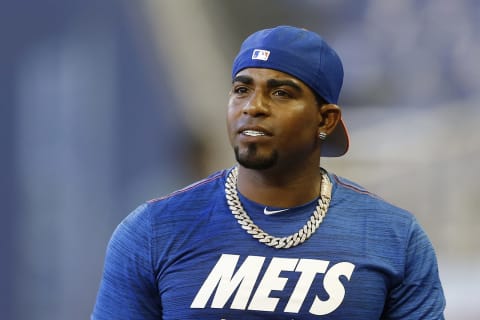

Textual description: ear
[317,104,341,136]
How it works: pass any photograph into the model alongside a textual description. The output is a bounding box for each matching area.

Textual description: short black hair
[315,93,328,106]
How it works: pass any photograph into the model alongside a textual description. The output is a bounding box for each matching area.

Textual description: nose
[243,91,269,117]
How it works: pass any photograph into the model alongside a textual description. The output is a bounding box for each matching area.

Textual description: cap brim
[321,118,349,157]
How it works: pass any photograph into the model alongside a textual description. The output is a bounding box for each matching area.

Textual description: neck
[235,163,323,208]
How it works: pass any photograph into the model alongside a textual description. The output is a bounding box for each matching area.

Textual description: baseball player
[92,25,446,319]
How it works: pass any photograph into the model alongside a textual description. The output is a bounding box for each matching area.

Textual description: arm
[92,204,162,320]
[384,219,446,319]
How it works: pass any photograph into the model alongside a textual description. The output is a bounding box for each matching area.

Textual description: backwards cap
[231,25,349,157]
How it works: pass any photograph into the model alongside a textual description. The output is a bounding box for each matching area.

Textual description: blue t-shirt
[92,168,445,319]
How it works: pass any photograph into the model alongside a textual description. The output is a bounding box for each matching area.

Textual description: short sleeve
[91,204,162,319]
[384,218,446,319]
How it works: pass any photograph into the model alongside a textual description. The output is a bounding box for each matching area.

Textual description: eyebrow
[266,79,303,93]
[232,75,253,85]
[232,75,303,93]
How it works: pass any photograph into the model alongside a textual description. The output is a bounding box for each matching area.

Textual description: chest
[154,222,397,319]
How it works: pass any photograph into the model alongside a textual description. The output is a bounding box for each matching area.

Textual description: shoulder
[326,172,437,275]
[329,172,412,218]
[146,169,229,207]
[327,171,420,245]
[122,169,229,225]
[330,173,384,203]
[114,168,230,242]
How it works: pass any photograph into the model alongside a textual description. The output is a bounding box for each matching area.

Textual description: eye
[272,89,292,98]
[232,85,249,95]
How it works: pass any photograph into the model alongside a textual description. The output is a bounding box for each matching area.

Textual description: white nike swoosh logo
[263,207,289,215]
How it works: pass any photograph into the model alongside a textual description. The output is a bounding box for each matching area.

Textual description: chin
[234,146,278,170]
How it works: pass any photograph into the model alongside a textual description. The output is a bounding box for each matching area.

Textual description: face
[227,68,322,170]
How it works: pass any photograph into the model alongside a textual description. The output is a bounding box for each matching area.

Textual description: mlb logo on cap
[252,49,270,61]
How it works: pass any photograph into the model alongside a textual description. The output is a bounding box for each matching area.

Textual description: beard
[234,143,278,170]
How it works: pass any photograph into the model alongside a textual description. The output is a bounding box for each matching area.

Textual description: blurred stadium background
[1,0,479,319]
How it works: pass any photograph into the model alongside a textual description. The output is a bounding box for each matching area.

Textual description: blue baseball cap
[232,25,349,157]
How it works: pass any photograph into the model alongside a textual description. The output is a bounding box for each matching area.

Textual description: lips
[238,126,271,137]
[242,130,266,137]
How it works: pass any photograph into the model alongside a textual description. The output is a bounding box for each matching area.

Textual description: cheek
[226,96,238,116]
[226,101,238,138]
[226,103,235,120]
[282,111,318,134]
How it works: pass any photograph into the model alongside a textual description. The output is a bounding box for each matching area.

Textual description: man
[92,26,445,319]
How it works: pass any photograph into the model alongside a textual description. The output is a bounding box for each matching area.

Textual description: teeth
[243,130,265,137]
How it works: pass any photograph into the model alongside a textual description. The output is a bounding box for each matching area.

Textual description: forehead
[234,68,306,86]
